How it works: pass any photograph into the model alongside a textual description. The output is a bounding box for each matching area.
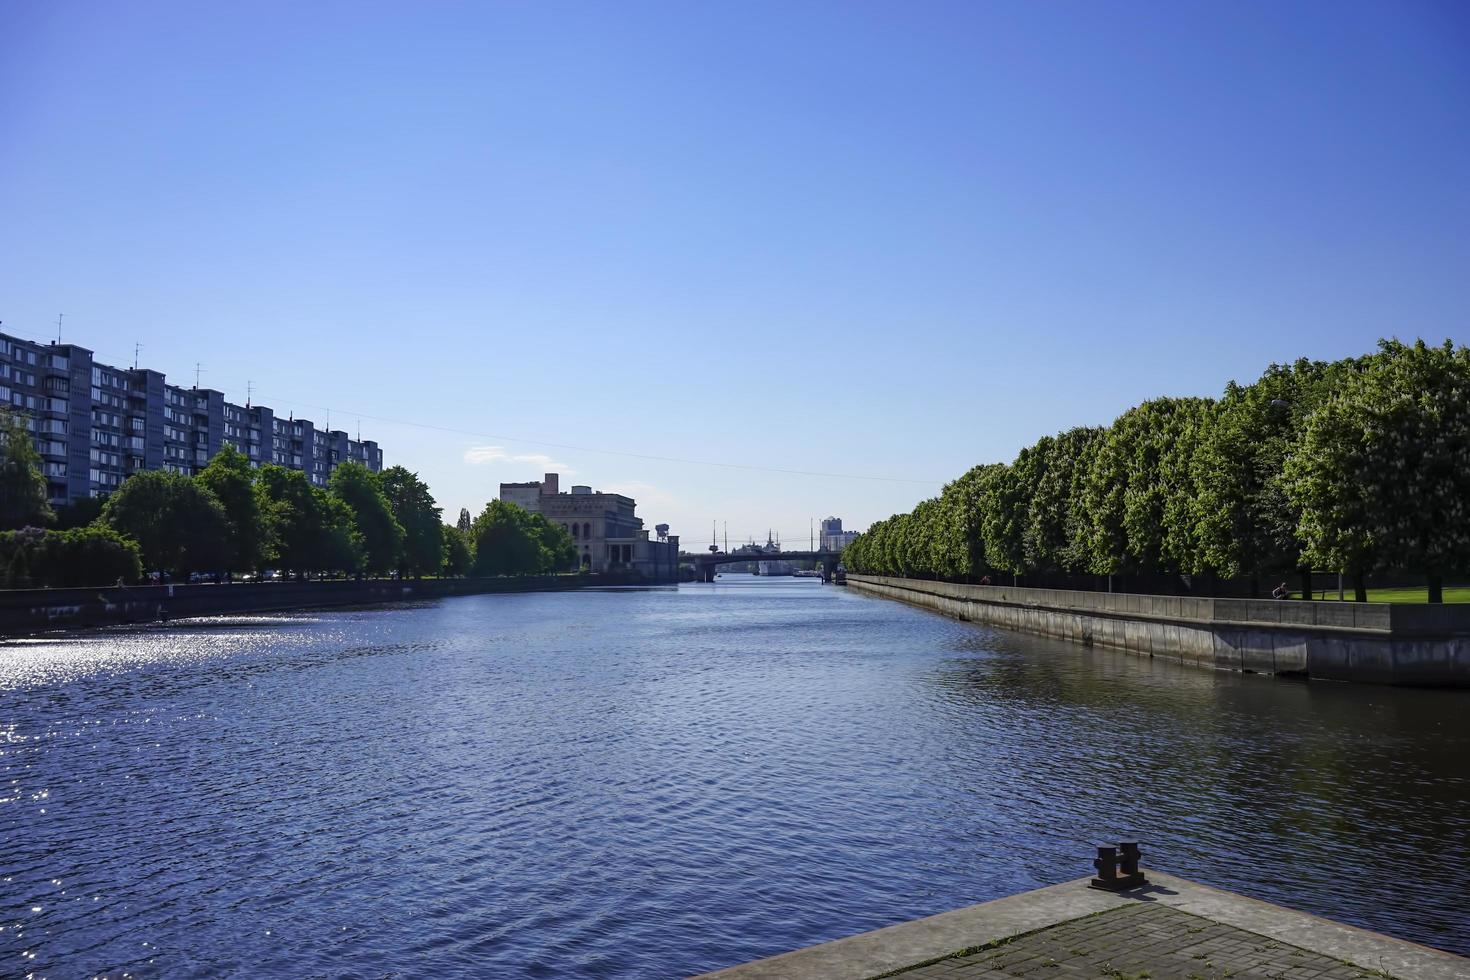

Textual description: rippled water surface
[2,579,1467,977]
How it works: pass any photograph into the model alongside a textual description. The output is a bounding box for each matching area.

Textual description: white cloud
[462,445,574,474]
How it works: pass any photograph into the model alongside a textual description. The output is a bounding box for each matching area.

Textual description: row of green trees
[843,339,1470,602]
[0,415,581,586]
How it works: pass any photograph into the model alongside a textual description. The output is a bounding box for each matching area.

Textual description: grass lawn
[1300,586,1470,603]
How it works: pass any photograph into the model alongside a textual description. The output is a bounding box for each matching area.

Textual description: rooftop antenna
[723,522,727,553]
[134,343,143,370]
[194,362,204,389]
[246,380,253,408]
[55,313,64,344]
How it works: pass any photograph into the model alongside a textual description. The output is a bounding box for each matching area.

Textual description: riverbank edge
[694,870,1469,979]
[0,573,672,638]
[847,574,1470,686]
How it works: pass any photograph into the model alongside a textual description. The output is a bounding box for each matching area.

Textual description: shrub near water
[0,526,142,588]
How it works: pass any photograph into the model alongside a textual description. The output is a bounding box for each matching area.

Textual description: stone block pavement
[888,903,1394,980]
[697,872,1468,980]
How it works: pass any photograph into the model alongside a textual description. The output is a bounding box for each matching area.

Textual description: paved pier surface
[697,872,1468,980]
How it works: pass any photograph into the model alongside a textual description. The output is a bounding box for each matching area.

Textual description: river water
[1,578,1466,977]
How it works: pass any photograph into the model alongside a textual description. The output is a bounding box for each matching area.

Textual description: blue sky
[3,1,1467,546]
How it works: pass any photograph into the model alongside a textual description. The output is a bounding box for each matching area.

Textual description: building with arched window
[497,472,678,580]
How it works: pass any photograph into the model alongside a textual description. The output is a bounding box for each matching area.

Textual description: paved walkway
[890,903,1389,980]
[697,873,1469,980]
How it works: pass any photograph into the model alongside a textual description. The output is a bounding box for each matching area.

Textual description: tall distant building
[498,472,677,577]
[1,328,382,506]
[820,516,860,552]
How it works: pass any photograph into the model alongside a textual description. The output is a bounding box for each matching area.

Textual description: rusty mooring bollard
[1089,841,1148,890]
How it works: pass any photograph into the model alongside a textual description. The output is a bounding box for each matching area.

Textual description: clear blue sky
[3,1,1467,546]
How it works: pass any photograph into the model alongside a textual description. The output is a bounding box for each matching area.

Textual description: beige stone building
[498,473,678,579]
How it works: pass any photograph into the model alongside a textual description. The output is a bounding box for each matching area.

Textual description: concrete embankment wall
[848,575,1470,687]
[0,574,659,638]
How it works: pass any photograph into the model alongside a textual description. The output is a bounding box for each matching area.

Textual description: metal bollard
[1119,841,1141,878]
[1089,841,1148,890]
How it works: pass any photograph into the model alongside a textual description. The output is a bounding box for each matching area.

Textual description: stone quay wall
[0,573,662,638]
[848,575,1470,687]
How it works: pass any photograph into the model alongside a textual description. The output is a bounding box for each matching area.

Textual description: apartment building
[819,516,860,552]
[0,329,382,506]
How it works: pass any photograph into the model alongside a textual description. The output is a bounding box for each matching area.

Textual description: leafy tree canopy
[381,466,443,577]
[197,444,267,572]
[0,410,53,531]
[330,462,403,575]
[101,470,228,575]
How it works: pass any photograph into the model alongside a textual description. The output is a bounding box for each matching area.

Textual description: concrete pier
[848,575,1470,686]
[696,871,1468,979]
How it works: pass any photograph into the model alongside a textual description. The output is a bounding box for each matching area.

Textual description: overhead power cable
[55,334,946,487]
[252,395,943,485]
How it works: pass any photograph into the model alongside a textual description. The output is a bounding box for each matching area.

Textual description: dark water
[2,579,1467,978]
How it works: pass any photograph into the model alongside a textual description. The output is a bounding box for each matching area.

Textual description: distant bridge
[682,550,843,583]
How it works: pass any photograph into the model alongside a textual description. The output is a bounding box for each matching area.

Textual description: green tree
[905,498,941,578]
[456,507,472,533]
[257,465,361,578]
[955,463,1005,578]
[1156,397,1215,576]
[931,479,975,579]
[526,512,577,573]
[53,494,107,530]
[1082,399,1203,576]
[329,462,403,576]
[0,410,53,530]
[101,470,228,575]
[981,464,1026,581]
[0,526,44,586]
[442,524,472,576]
[1118,399,1182,572]
[1082,415,1131,576]
[257,465,316,575]
[196,444,266,573]
[1192,358,1351,594]
[380,466,443,577]
[1286,339,1470,602]
[469,500,542,576]
[319,492,366,576]
[1058,427,1105,573]
[11,526,143,587]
